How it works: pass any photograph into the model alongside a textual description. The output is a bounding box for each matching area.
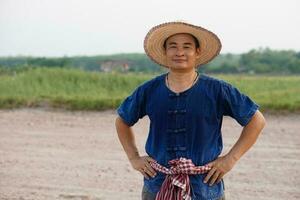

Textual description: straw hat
[144,21,222,68]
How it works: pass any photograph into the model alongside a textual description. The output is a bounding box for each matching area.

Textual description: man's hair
[163,33,200,49]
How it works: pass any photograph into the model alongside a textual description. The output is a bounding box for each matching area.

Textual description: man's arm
[204,110,266,186]
[115,116,157,179]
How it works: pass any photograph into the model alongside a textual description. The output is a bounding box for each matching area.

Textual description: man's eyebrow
[167,42,193,46]
[183,42,193,45]
[167,42,177,45]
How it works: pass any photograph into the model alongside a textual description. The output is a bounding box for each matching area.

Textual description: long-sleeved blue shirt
[117,72,259,200]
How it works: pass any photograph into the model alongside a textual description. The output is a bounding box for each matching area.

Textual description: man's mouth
[173,59,187,63]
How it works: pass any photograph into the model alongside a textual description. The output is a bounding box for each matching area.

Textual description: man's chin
[169,63,188,68]
[169,65,190,70]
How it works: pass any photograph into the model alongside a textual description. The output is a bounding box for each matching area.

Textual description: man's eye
[184,46,191,49]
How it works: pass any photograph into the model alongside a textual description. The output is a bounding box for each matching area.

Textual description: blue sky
[0,0,299,57]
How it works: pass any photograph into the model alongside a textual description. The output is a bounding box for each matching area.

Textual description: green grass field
[0,68,299,112]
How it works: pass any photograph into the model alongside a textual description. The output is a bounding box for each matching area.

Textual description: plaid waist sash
[149,157,211,200]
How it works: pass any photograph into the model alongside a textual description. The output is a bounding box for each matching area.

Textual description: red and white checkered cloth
[149,157,211,200]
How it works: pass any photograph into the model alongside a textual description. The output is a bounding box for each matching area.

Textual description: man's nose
[176,48,184,56]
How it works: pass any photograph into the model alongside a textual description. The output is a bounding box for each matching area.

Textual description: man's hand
[129,156,157,179]
[204,155,237,186]
[203,111,265,186]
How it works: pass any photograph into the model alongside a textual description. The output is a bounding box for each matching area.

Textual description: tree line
[0,48,299,74]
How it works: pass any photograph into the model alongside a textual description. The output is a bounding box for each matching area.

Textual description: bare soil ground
[0,109,299,200]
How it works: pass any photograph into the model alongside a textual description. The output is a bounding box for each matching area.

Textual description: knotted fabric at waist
[149,157,211,200]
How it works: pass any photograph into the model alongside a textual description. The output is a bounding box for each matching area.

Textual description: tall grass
[217,74,300,112]
[0,68,152,110]
[0,68,299,111]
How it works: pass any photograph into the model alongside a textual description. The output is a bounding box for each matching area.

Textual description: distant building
[100,60,131,72]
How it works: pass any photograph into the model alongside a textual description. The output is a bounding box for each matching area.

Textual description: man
[115,21,266,200]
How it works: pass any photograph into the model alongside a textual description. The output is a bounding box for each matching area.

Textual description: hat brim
[144,22,222,68]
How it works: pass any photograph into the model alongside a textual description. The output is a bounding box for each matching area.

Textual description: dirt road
[0,109,299,200]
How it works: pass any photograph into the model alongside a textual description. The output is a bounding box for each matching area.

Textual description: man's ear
[195,48,201,59]
[163,48,167,55]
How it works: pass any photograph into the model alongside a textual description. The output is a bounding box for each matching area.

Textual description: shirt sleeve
[221,82,259,126]
[116,85,147,127]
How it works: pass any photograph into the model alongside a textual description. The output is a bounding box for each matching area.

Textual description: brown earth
[0,109,299,200]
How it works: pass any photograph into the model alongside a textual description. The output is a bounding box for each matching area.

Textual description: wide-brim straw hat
[144,21,222,68]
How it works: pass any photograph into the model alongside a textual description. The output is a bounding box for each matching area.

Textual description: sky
[0,0,299,57]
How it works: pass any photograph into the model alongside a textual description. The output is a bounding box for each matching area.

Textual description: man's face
[164,33,200,71]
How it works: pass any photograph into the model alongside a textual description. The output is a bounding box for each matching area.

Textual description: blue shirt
[117,73,259,200]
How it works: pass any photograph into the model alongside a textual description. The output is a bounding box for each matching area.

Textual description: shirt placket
[166,92,188,160]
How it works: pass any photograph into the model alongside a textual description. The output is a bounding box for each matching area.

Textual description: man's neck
[167,69,197,84]
[166,69,199,93]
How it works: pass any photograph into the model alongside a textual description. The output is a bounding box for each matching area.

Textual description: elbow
[259,111,266,127]
[246,110,266,131]
[255,110,267,131]
[261,114,266,127]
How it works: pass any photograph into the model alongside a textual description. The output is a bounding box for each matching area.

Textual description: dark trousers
[142,185,225,200]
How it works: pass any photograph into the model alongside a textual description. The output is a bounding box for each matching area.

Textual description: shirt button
[178,147,187,151]
[166,147,187,152]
